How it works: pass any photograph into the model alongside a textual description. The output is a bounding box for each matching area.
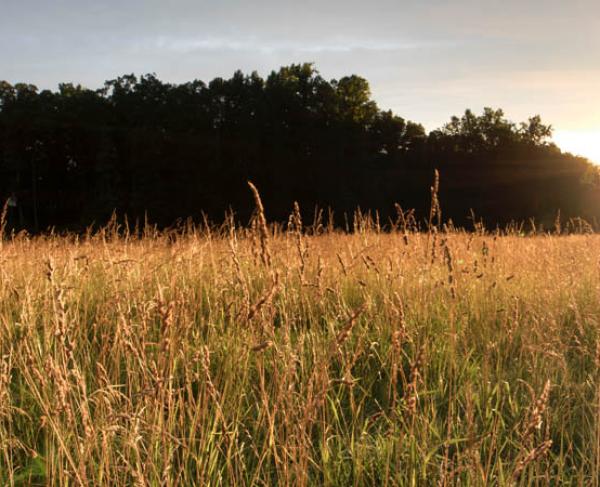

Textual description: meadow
[1,196,600,485]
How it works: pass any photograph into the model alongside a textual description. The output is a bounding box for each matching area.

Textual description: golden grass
[1,221,600,485]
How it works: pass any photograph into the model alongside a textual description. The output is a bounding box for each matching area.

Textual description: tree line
[1,63,599,232]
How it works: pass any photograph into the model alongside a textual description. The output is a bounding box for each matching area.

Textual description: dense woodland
[1,63,599,232]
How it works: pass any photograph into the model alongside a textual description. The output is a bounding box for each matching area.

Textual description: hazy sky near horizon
[3,0,600,160]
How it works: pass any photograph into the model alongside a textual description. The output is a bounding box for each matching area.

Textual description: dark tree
[0,65,598,233]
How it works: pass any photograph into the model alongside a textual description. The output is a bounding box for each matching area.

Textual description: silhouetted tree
[0,66,598,233]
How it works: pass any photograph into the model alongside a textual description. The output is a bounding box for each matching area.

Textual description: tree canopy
[1,64,598,232]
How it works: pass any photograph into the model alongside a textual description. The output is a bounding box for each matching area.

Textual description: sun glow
[553,130,600,165]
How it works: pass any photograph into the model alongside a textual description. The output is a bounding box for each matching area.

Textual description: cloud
[137,36,447,55]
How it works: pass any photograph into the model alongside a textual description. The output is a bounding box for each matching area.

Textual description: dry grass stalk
[429,169,441,231]
[248,181,272,267]
[522,380,551,443]
[251,340,274,353]
[511,440,553,481]
[199,346,226,427]
[0,199,8,248]
[334,304,367,350]
[246,274,279,324]
[394,203,410,245]
[389,294,408,410]
[291,201,308,284]
[404,344,426,418]
[0,353,10,417]
[441,237,456,298]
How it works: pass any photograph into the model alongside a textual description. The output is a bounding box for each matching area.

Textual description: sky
[2,0,600,163]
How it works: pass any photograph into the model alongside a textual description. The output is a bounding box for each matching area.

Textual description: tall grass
[1,205,600,485]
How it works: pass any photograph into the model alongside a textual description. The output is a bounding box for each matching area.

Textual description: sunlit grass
[1,218,600,485]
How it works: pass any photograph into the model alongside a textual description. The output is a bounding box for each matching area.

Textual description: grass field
[2,204,600,485]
